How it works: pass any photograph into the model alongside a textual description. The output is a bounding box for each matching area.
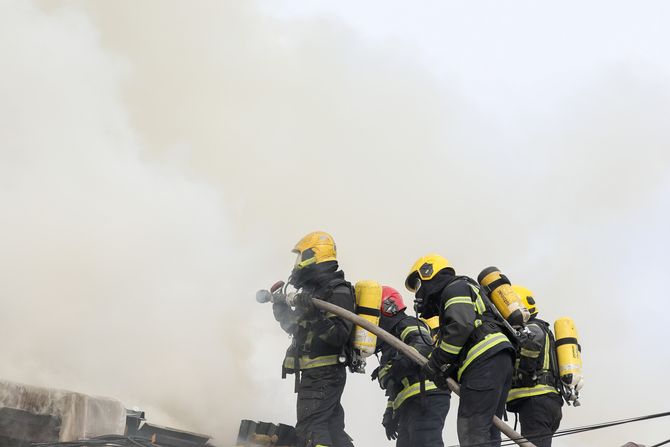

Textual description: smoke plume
[1,1,669,445]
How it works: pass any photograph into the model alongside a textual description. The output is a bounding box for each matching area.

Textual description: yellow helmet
[292,231,337,270]
[512,284,537,317]
[405,253,453,292]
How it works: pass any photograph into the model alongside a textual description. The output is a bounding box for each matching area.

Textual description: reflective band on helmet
[439,340,462,355]
[296,257,316,269]
[507,384,559,402]
[393,380,438,410]
[283,355,340,370]
[444,297,473,311]
[400,325,430,342]
[457,333,510,380]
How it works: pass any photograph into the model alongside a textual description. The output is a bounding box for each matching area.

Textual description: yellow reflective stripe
[457,333,510,380]
[283,355,340,370]
[507,384,559,402]
[444,297,473,311]
[297,257,317,269]
[543,332,551,370]
[378,363,392,381]
[521,348,540,358]
[386,400,394,409]
[474,319,483,328]
[401,377,410,388]
[400,325,430,342]
[393,381,438,410]
[468,284,486,315]
[439,340,462,355]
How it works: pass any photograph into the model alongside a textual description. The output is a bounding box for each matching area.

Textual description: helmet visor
[405,272,422,293]
[382,297,400,316]
[293,248,316,269]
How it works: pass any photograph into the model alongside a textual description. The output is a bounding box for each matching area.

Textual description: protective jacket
[376,313,449,411]
[273,270,355,375]
[507,317,562,407]
[429,275,515,381]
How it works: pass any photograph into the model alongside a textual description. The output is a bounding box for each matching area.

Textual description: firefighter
[405,254,515,447]
[373,286,451,447]
[506,285,563,447]
[272,231,355,447]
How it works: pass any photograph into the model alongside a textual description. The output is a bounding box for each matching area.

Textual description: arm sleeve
[315,285,355,347]
[377,343,396,390]
[432,281,477,366]
[389,318,433,378]
[272,301,299,335]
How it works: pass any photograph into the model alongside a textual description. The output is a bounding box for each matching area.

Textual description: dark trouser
[295,364,354,447]
[513,394,563,447]
[457,350,514,447]
[396,391,451,447]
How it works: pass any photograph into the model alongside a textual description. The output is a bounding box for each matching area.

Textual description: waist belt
[283,355,340,371]
[393,380,438,411]
[507,384,559,402]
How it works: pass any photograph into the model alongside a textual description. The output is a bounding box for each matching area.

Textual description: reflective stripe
[457,333,510,380]
[378,363,392,381]
[439,340,462,355]
[400,325,430,342]
[468,284,486,315]
[507,384,559,402]
[521,348,540,358]
[393,381,438,410]
[283,355,340,370]
[444,296,473,311]
[386,400,394,409]
[543,332,551,370]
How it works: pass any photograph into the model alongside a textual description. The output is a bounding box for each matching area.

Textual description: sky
[1,1,669,446]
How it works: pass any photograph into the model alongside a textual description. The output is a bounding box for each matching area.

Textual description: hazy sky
[1,1,669,446]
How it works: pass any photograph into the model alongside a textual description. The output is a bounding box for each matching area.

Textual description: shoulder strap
[323,277,354,300]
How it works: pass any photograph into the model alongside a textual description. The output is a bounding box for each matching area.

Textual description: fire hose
[258,286,536,447]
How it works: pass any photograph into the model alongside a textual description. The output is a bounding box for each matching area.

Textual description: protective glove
[422,358,452,390]
[381,406,399,441]
[291,292,314,311]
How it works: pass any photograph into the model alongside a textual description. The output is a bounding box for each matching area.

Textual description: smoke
[0,0,251,437]
[2,0,670,445]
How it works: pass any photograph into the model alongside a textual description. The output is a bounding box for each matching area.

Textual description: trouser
[295,364,354,447]
[512,393,563,447]
[396,391,451,447]
[457,350,514,447]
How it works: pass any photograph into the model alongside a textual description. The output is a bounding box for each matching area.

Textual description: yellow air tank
[554,317,583,388]
[477,267,530,327]
[353,280,383,358]
[421,316,440,343]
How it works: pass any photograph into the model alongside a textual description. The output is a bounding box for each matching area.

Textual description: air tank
[353,280,383,358]
[554,316,583,388]
[477,266,530,327]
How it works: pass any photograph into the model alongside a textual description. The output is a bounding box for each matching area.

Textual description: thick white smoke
[2,1,670,446]
[0,0,255,438]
